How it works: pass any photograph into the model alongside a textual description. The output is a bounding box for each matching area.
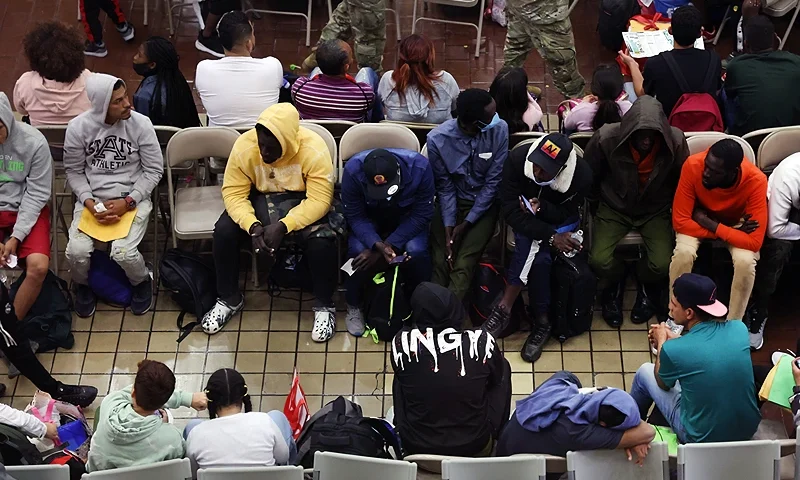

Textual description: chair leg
[251,252,259,288]
[713,5,731,46]
[327,0,332,18]
[77,2,82,21]
[474,0,485,57]
[306,0,312,47]
[167,0,175,36]
[389,8,400,41]
[779,3,800,49]
[152,189,158,284]
[144,0,149,26]
[193,0,205,29]
[412,0,419,34]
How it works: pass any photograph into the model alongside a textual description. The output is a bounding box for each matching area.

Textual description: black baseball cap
[363,149,401,200]
[672,273,728,317]
[527,133,573,177]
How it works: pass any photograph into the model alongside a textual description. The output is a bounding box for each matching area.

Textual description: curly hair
[23,21,86,83]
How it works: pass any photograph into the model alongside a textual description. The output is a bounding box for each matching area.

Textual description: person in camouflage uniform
[502,0,585,98]
[302,0,386,73]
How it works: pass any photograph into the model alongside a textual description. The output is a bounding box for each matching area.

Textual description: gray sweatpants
[65,200,152,286]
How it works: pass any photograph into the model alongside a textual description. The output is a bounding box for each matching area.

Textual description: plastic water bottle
[564,230,583,258]
[665,317,684,336]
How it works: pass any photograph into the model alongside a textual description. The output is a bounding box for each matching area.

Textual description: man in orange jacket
[669,139,767,321]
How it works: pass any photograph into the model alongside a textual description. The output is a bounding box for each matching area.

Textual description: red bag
[663,52,723,132]
[283,369,310,440]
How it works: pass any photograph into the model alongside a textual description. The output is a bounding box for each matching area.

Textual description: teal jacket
[87,385,193,472]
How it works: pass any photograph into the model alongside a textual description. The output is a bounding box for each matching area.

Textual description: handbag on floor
[363,265,411,342]
[10,271,73,353]
[159,249,217,342]
[549,252,596,342]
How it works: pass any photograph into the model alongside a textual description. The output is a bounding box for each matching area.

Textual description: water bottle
[665,317,684,335]
[563,230,583,258]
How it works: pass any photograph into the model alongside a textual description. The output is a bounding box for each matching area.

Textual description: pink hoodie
[13,69,92,126]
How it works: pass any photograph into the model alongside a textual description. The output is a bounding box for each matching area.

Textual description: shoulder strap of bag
[701,53,718,94]
[662,52,691,93]
[389,265,400,318]
[362,418,403,458]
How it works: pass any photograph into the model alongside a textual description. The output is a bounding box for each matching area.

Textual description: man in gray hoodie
[64,73,163,317]
[0,92,52,322]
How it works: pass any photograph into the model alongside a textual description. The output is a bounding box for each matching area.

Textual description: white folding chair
[165,127,240,248]
[567,443,669,480]
[509,131,547,150]
[380,120,439,151]
[412,0,486,58]
[568,132,594,152]
[442,455,547,480]
[6,464,70,480]
[81,458,192,479]
[300,120,338,167]
[243,0,313,46]
[765,0,800,49]
[756,126,800,173]
[339,123,420,182]
[685,133,756,163]
[196,466,304,480]
[677,439,780,480]
[164,0,206,36]
[35,125,70,275]
[421,143,428,158]
[313,451,416,480]
[326,0,401,41]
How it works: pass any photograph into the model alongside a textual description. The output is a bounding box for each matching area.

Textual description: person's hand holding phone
[389,253,410,265]
[375,241,396,264]
[551,232,581,254]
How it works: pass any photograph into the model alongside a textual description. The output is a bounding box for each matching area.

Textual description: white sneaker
[346,305,365,336]
[201,297,243,335]
[311,307,336,342]
[772,350,795,366]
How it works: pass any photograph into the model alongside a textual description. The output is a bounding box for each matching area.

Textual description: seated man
[206,104,339,342]
[724,15,800,136]
[87,359,207,472]
[195,11,283,127]
[0,93,52,322]
[631,273,761,443]
[292,39,378,123]
[621,5,721,118]
[64,74,163,317]
[486,133,592,362]
[669,139,767,321]
[341,148,435,336]
[748,152,800,350]
[427,89,507,300]
[391,282,511,457]
[585,96,689,327]
[496,371,655,463]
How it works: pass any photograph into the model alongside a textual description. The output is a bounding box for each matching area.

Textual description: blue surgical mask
[532,176,557,187]
[477,113,501,132]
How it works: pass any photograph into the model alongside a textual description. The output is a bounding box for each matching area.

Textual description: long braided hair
[137,36,201,128]
[205,368,252,419]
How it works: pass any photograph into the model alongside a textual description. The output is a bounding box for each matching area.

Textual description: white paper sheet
[623,30,704,58]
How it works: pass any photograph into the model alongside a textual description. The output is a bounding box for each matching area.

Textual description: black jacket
[500,138,593,241]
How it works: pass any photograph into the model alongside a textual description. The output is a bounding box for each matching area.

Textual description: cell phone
[389,254,408,265]
[520,196,536,214]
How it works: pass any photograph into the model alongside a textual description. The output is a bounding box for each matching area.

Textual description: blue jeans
[623,82,638,103]
[507,218,580,316]
[629,363,688,443]
[183,410,298,465]
[345,231,431,306]
[720,87,738,129]
[309,66,383,122]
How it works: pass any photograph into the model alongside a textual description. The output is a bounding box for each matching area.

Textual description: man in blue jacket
[341,148,435,336]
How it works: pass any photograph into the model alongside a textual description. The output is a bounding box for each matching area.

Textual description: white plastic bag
[491,0,508,26]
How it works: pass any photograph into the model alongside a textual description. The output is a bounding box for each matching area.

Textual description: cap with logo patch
[363,149,401,200]
[672,273,728,318]
[526,133,573,177]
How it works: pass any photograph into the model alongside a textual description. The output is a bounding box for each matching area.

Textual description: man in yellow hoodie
[204,104,339,342]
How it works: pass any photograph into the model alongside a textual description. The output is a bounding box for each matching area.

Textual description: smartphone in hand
[520,196,536,214]
[389,254,409,265]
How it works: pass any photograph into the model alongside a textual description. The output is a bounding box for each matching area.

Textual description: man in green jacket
[583,96,689,328]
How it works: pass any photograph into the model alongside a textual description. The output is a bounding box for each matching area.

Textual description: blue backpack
[88,251,133,307]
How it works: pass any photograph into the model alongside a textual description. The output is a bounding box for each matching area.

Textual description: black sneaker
[73,284,96,318]
[631,282,662,324]
[521,324,552,363]
[84,41,108,58]
[601,283,624,328]
[195,31,224,58]
[130,278,153,316]
[54,383,98,408]
[116,22,135,42]
[483,304,510,338]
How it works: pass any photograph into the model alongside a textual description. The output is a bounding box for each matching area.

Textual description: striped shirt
[291,74,374,123]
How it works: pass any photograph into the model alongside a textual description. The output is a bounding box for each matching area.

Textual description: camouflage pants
[503,12,585,98]
[310,0,386,72]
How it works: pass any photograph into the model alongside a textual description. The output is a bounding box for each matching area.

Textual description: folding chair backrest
[153,125,182,149]
[756,126,800,172]
[35,125,69,147]
[421,143,428,158]
[196,465,304,480]
[677,439,780,480]
[339,123,420,162]
[304,120,357,145]
[165,127,241,167]
[81,458,192,480]
[568,132,594,152]
[313,451,416,480]
[380,120,439,150]
[509,131,547,150]
[6,464,70,480]
[567,442,669,480]
[742,127,784,154]
[512,137,542,153]
[300,121,338,165]
[441,455,547,480]
[686,133,756,163]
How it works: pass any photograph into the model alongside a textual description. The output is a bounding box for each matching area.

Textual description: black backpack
[295,396,402,468]
[549,252,596,342]
[0,424,86,480]
[469,263,524,338]
[10,271,74,352]
[364,266,411,341]
[158,249,217,342]
[598,0,639,51]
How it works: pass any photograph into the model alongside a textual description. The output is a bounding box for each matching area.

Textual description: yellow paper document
[77,207,137,242]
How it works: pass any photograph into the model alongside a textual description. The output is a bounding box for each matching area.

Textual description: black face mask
[133,62,155,77]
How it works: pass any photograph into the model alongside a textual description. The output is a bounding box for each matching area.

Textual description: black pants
[80,0,127,44]
[0,285,59,394]
[212,192,338,307]
[752,238,794,310]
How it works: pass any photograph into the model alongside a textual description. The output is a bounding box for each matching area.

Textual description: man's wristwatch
[124,196,137,210]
